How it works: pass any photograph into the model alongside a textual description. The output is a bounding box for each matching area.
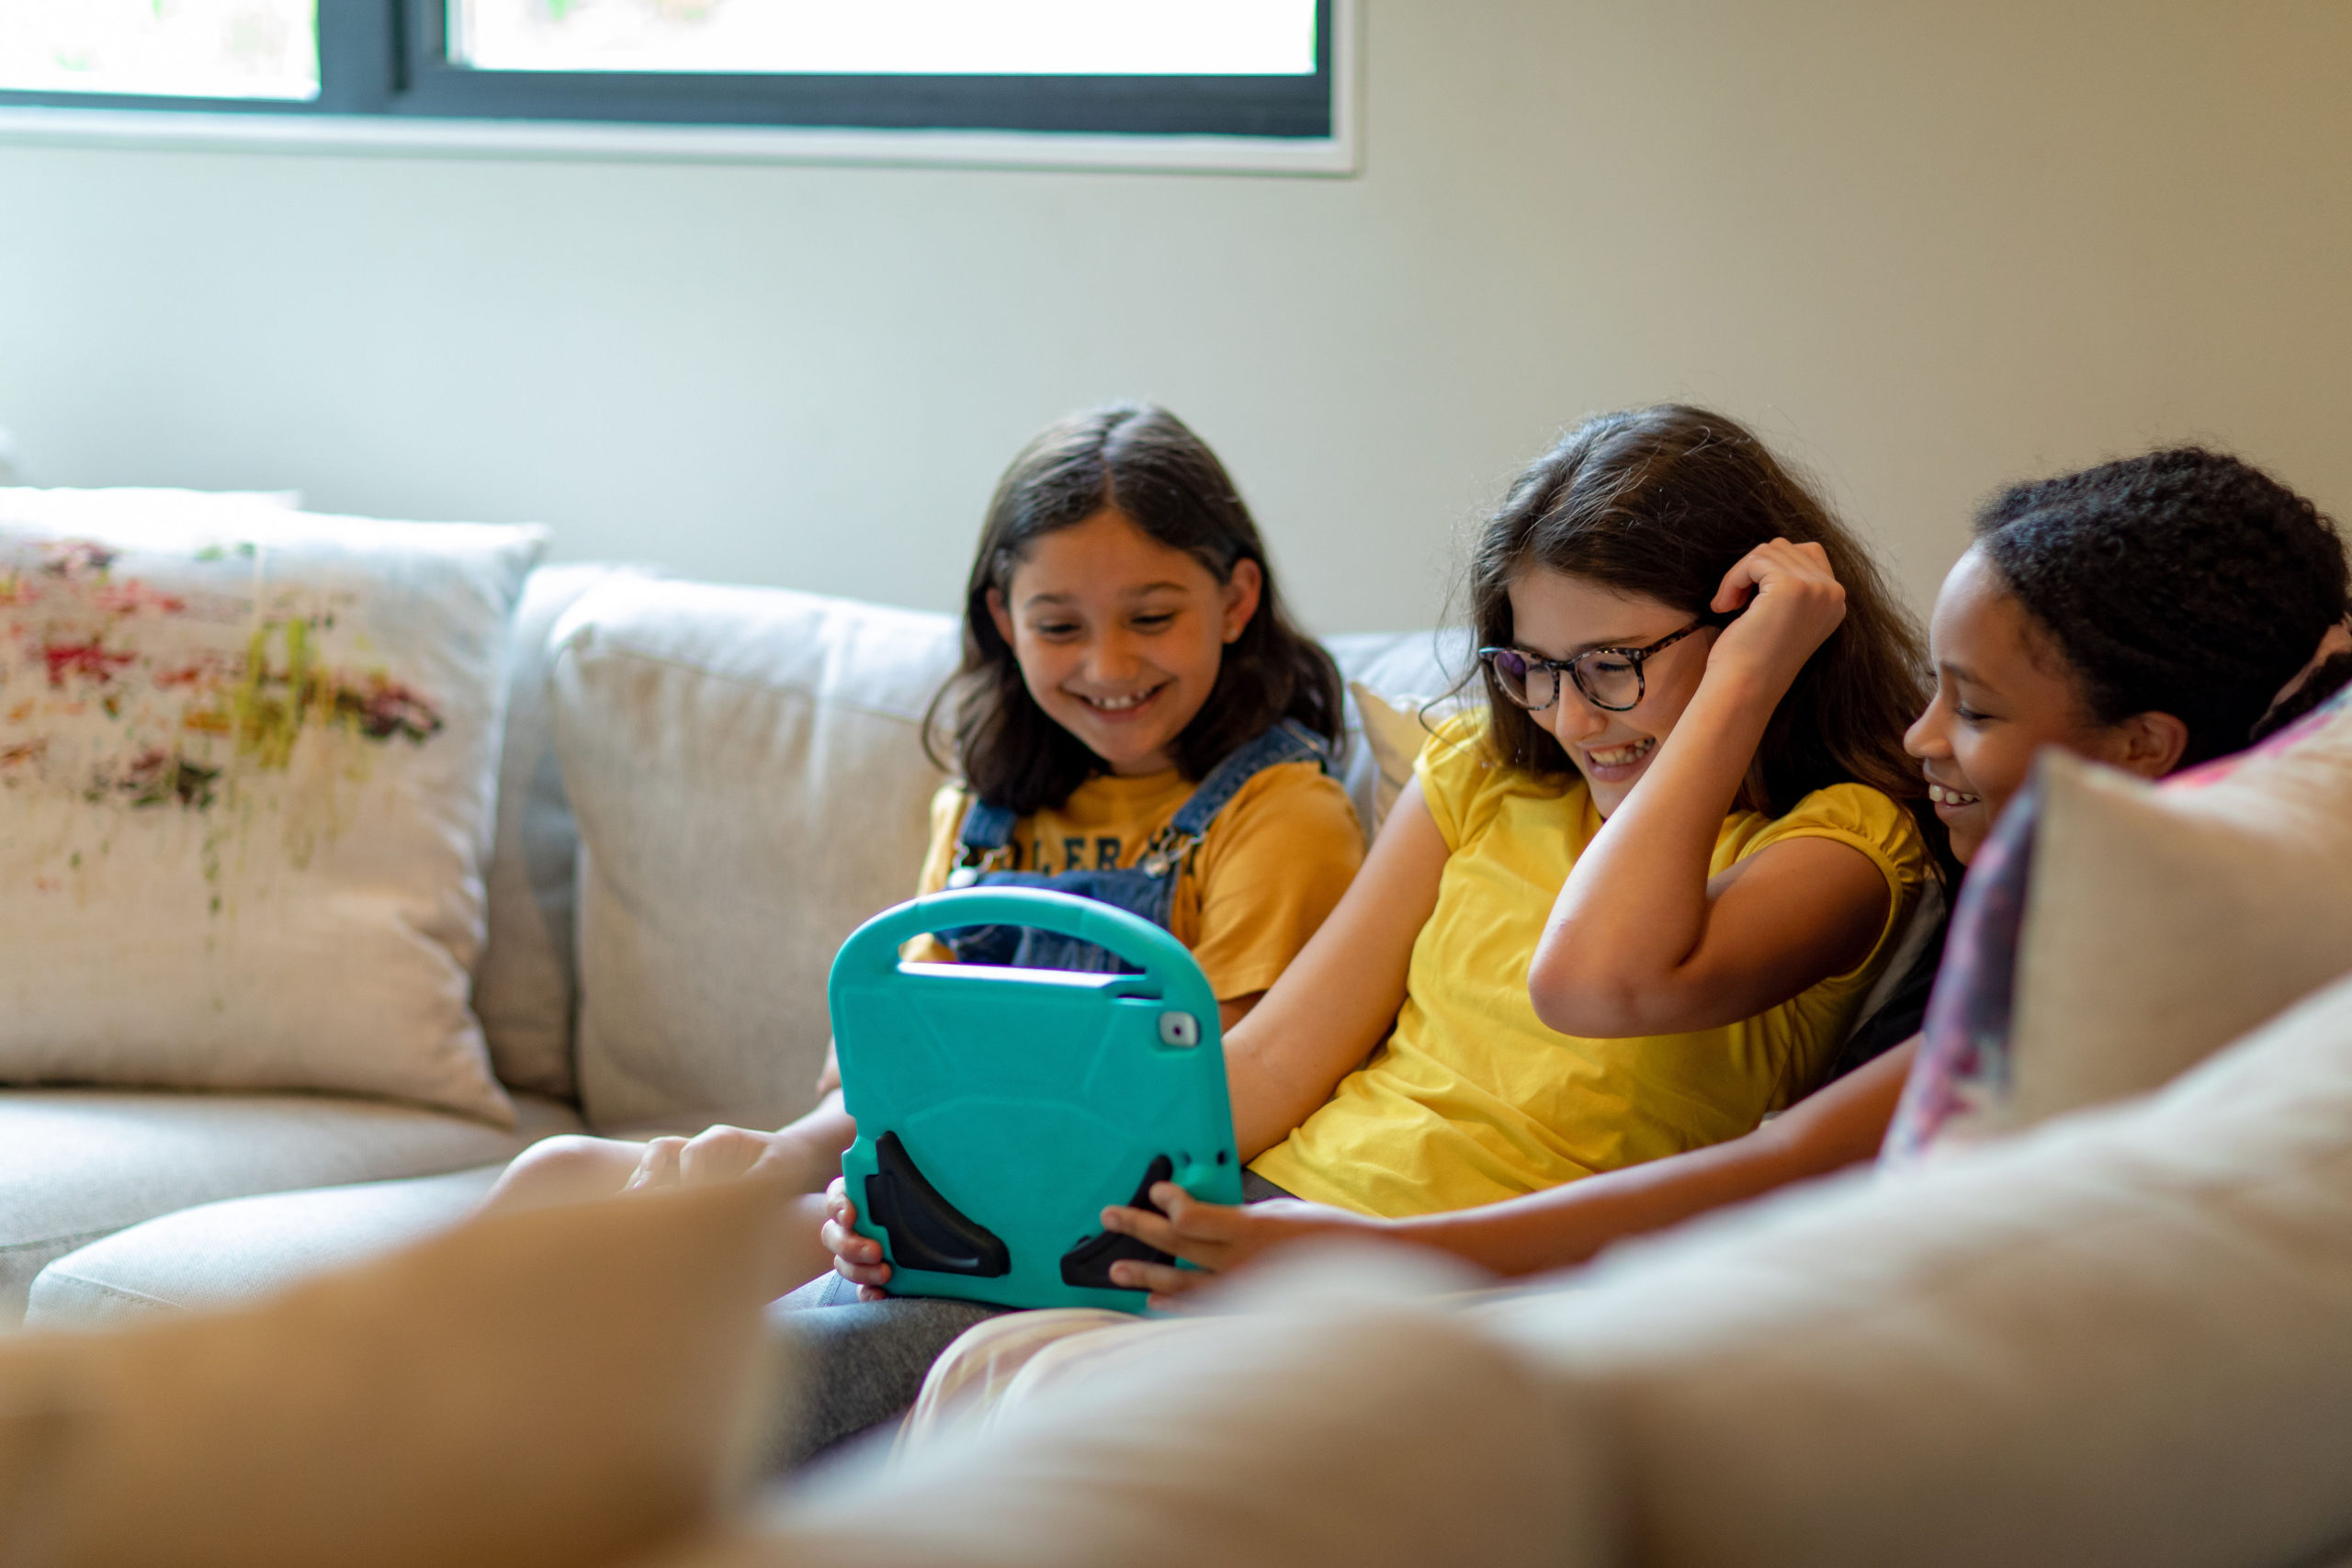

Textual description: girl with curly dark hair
[1917,446,2351,861]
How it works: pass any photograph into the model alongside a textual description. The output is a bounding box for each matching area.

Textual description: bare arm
[1221,781,1450,1160]
[1384,1037,1911,1273]
[1529,540,1889,1038]
[1100,1039,1916,1300]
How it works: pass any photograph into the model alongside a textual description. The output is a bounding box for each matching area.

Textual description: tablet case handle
[832,886,1221,1025]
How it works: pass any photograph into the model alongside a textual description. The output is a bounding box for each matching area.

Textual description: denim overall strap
[938,721,1334,971]
[1136,718,1333,877]
[1168,717,1330,838]
[957,800,1018,852]
[945,798,1020,888]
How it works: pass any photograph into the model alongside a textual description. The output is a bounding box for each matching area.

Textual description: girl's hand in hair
[1706,538,1849,696]
[1098,1184,1373,1308]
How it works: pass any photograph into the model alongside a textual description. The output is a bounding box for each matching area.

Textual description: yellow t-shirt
[1250,713,1929,1217]
[909,760,1364,1004]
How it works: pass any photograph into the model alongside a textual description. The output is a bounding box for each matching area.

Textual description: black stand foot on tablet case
[865,1132,1011,1278]
[1059,1155,1179,1292]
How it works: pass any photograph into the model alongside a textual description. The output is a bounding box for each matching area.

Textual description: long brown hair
[1463,405,1927,815]
[927,403,1343,813]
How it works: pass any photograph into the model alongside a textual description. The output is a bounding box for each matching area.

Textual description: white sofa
[16,563,2352,1568]
[0,569,1464,1329]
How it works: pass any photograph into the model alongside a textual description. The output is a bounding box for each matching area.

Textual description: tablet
[831,886,1247,1314]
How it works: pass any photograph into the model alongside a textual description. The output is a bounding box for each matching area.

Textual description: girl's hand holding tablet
[1097,1184,1370,1307]
[820,1176,893,1302]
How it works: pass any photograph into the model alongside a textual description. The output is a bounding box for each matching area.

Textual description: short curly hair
[1973,447,2350,765]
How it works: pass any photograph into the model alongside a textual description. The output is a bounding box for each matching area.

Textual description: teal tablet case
[831,887,1246,1314]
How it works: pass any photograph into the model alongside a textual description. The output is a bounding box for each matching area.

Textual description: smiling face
[1503,567,1716,817]
[1905,547,2183,863]
[987,507,1261,777]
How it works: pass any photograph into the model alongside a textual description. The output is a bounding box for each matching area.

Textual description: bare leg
[477,1134,649,1215]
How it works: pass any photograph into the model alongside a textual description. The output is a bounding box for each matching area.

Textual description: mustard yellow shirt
[1250,713,1929,1217]
[910,760,1364,1004]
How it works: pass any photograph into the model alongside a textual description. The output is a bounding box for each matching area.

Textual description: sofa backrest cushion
[472,563,651,1102]
[547,579,1459,1133]
[551,580,961,1133]
[1483,964,2352,1568]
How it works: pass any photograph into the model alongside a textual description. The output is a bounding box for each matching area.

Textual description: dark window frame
[0,0,1333,140]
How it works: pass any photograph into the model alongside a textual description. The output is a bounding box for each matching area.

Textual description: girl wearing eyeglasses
[826,403,1937,1284]
[1227,404,1937,1215]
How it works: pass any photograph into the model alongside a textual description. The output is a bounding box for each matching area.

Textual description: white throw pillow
[1481,964,2352,1568]
[550,580,959,1133]
[2010,692,2352,1123]
[0,497,539,1122]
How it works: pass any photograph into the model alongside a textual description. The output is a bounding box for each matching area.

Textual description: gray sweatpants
[766,1169,1294,1467]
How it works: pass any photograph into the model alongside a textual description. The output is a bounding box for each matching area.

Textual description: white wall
[2,0,2347,632]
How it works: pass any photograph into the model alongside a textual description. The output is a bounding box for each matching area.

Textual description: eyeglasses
[1478,620,1716,714]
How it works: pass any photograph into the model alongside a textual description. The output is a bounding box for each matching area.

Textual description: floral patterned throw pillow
[0,492,541,1122]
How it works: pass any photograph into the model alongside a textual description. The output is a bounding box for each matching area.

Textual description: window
[0,0,1341,151]
[0,0,319,102]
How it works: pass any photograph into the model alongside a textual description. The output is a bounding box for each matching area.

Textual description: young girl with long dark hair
[481,402,1364,1257]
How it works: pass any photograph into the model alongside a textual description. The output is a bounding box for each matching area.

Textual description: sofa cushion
[0,1176,795,1568]
[0,499,543,1122]
[552,581,962,1133]
[0,1089,578,1328]
[1479,963,2352,1568]
[24,1165,505,1329]
[473,563,650,1102]
[745,1260,1611,1568]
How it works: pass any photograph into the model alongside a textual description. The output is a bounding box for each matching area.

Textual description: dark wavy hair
[1463,405,1928,816]
[1973,447,2351,764]
[926,403,1343,813]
